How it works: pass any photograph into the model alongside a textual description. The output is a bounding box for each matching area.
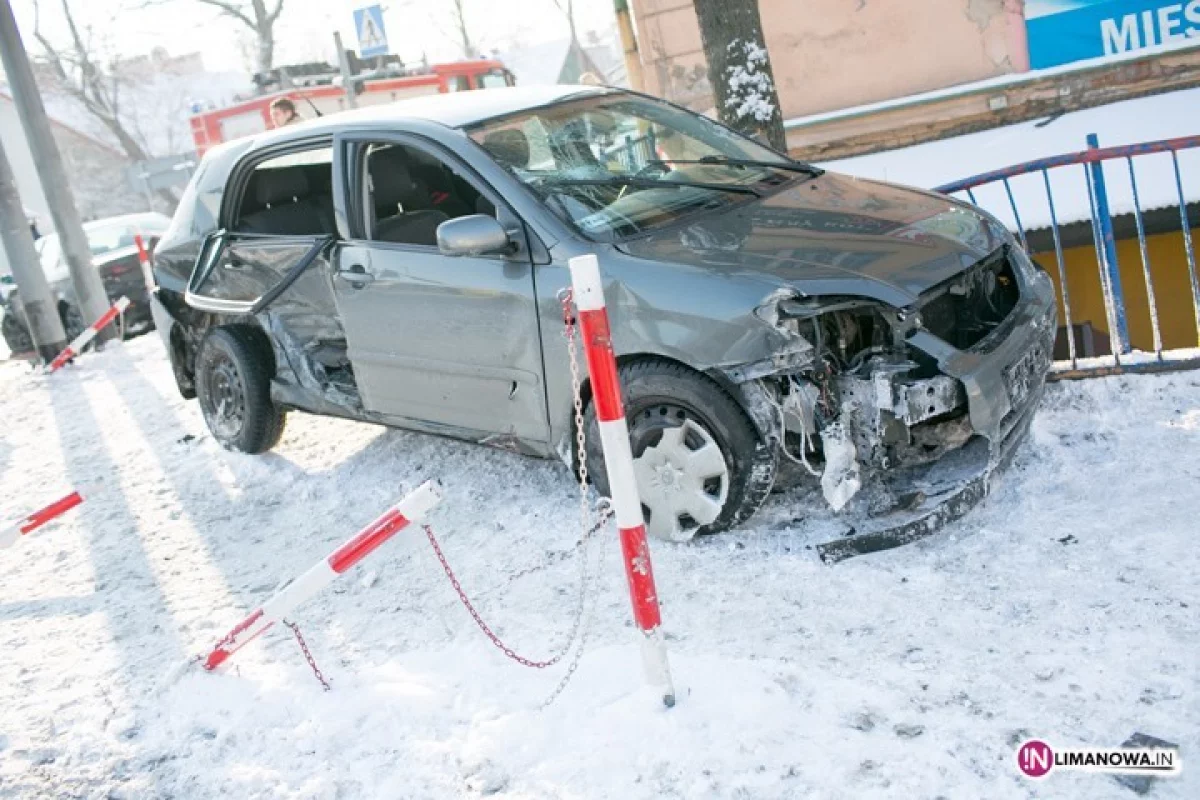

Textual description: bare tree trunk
[691,0,787,151]
[187,0,286,73]
[452,0,474,59]
[256,26,274,73]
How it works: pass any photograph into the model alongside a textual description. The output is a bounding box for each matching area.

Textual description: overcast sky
[11,0,618,75]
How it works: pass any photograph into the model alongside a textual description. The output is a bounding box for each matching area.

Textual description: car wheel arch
[569,352,770,456]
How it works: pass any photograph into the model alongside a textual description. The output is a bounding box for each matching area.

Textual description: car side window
[233,145,335,237]
[363,142,496,247]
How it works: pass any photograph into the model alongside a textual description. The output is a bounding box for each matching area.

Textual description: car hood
[615,172,1011,308]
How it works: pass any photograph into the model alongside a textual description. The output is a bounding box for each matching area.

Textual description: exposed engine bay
[747,248,1025,514]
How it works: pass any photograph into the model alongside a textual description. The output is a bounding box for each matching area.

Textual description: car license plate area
[1004,340,1050,408]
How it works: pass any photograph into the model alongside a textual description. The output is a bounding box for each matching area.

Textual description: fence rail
[935,133,1200,379]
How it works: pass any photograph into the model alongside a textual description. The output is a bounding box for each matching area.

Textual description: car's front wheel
[584,360,776,542]
[195,326,286,454]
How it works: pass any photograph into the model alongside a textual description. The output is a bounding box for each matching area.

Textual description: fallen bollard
[202,480,442,672]
[48,296,130,372]
[568,254,676,708]
[0,490,84,549]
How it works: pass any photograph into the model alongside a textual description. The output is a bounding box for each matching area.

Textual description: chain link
[284,619,331,691]
[424,523,573,668]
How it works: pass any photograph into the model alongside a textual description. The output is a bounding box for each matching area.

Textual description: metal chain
[538,510,611,709]
[504,506,613,585]
[423,523,576,669]
[539,295,608,705]
[561,288,592,529]
[283,619,331,691]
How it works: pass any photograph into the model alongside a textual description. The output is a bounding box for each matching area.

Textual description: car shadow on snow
[47,373,186,795]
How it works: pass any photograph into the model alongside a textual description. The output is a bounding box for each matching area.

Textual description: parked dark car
[1,212,170,355]
[150,86,1056,549]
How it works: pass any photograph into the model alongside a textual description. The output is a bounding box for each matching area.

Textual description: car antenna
[301,95,323,118]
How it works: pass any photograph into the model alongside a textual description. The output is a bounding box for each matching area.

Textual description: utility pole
[333,31,359,110]
[0,135,66,361]
[0,0,114,342]
[613,0,644,92]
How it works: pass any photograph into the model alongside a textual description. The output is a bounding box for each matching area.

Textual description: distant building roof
[824,87,1200,230]
[0,89,120,154]
[499,35,623,88]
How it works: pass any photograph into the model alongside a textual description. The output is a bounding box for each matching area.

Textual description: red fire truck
[189,59,513,156]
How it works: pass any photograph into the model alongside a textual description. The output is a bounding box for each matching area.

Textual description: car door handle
[336,267,375,286]
[222,258,250,271]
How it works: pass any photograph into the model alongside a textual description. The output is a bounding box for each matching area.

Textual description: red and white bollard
[47,296,130,372]
[202,480,442,672]
[0,490,84,549]
[568,254,676,708]
[133,233,155,292]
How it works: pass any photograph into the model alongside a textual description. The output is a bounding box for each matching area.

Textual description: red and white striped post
[568,254,676,708]
[0,490,83,549]
[202,480,442,672]
[48,296,131,372]
[133,233,155,292]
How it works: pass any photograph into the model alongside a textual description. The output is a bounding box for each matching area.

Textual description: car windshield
[466,93,803,241]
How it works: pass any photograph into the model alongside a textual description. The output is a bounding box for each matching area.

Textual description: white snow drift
[0,337,1197,799]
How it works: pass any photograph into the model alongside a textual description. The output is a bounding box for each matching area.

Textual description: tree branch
[188,0,256,30]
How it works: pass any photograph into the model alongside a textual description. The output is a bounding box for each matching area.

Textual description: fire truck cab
[189,59,514,156]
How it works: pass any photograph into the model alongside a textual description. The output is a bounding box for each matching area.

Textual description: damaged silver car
[150,85,1056,558]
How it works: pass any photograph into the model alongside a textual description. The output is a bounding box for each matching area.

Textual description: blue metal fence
[937,134,1200,379]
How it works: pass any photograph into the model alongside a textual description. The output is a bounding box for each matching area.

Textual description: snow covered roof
[499,36,617,88]
[499,39,575,87]
[822,87,1200,232]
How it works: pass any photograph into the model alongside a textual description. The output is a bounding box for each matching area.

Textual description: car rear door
[186,141,348,392]
[328,131,550,447]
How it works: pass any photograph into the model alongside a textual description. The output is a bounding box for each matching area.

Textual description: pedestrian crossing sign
[354,5,389,58]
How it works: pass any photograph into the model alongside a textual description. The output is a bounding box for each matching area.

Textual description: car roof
[82,212,172,230]
[248,84,616,151]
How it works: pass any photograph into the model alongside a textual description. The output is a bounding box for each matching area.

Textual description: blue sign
[353,5,389,58]
[1026,0,1200,69]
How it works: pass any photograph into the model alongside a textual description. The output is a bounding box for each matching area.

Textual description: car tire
[195,326,286,454]
[2,311,33,355]
[583,359,777,542]
[60,303,85,341]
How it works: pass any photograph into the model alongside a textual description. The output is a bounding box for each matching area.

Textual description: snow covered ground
[1,336,1197,799]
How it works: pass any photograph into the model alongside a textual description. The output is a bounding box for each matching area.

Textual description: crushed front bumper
[816,267,1058,563]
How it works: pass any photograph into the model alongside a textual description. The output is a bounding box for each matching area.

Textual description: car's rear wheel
[195,327,286,454]
[2,311,33,355]
[584,360,776,542]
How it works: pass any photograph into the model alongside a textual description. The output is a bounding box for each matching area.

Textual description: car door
[329,131,550,447]
[186,142,348,396]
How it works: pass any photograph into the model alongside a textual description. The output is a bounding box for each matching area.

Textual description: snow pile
[823,87,1200,231]
[0,338,1197,798]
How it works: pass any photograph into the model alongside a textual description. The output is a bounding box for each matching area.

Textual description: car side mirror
[437,214,513,257]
